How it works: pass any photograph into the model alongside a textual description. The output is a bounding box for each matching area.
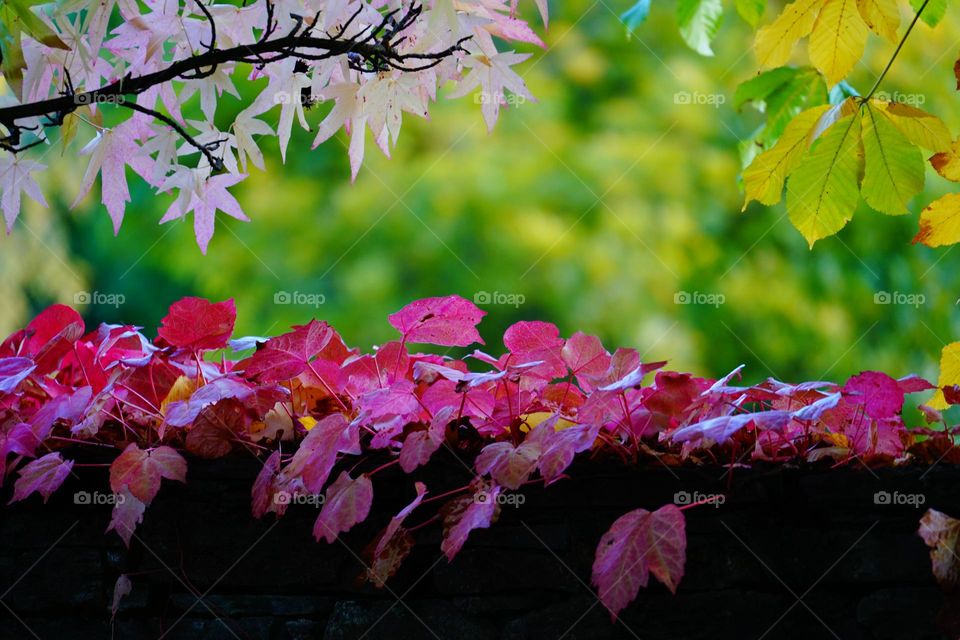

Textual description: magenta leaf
[157,297,236,352]
[9,453,74,503]
[237,320,341,382]
[592,504,686,619]
[109,444,187,504]
[844,371,905,420]
[388,295,485,347]
[440,480,501,560]
[313,471,374,544]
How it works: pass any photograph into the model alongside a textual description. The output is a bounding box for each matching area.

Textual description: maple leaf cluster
[0,0,545,252]
[2,294,957,616]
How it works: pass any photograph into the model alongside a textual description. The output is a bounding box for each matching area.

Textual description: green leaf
[621,0,652,35]
[734,67,799,110]
[736,0,766,26]
[910,0,947,27]
[786,109,863,247]
[0,0,67,50]
[743,104,830,207]
[860,103,924,215]
[677,0,724,56]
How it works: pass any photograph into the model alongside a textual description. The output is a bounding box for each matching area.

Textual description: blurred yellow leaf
[927,341,960,410]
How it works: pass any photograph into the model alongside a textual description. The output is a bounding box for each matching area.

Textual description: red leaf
[157,297,236,352]
[503,320,565,378]
[107,489,146,547]
[185,399,245,459]
[844,371,904,420]
[399,407,451,473]
[388,296,485,347]
[9,452,73,503]
[365,482,427,587]
[313,471,374,543]
[237,320,341,382]
[251,450,282,519]
[561,332,610,383]
[592,504,686,619]
[282,413,350,494]
[440,480,501,560]
[24,304,84,374]
[109,444,187,504]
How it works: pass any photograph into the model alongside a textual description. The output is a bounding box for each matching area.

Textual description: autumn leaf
[107,489,146,547]
[918,509,960,590]
[8,452,73,503]
[913,194,960,248]
[109,444,187,504]
[0,357,35,394]
[387,295,486,347]
[313,472,374,544]
[365,482,427,587]
[755,0,822,69]
[237,319,344,383]
[856,0,899,41]
[860,102,924,216]
[930,139,960,182]
[926,342,960,410]
[592,504,687,619]
[809,0,867,84]
[157,297,236,352]
[440,480,502,560]
[879,102,952,153]
[787,108,863,247]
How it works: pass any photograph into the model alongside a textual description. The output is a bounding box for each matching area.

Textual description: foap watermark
[474,291,525,308]
[874,291,924,308]
[874,490,925,507]
[475,486,526,507]
[273,491,325,508]
[474,91,527,106]
[674,490,725,508]
[74,491,125,506]
[74,291,125,308]
[873,90,926,106]
[673,91,725,108]
[74,93,126,106]
[274,291,326,308]
[674,291,725,308]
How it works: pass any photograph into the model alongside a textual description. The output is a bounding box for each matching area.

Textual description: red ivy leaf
[251,450,282,519]
[399,407,451,473]
[8,452,73,503]
[365,481,427,587]
[844,371,904,420]
[157,297,236,351]
[283,413,351,494]
[592,504,686,620]
[237,320,341,383]
[109,444,187,504]
[24,304,84,374]
[313,471,374,543]
[440,480,501,560]
[107,488,146,547]
[388,295,485,347]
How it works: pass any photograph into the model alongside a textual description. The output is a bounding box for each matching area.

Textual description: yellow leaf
[787,112,863,247]
[160,375,197,415]
[522,411,576,432]
[809,0,867,84]
[743,104,831,207]
[927,342,960,410]
[880,102,953,153]
[930,139,960,182]
[299,416,318,430]
[856,0,899,41]
[912,194,960,248]
[755,0,823,68]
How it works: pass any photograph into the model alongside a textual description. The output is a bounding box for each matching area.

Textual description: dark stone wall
[0,452,955,640]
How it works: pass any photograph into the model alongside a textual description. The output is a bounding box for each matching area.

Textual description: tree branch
[0,3,468,156]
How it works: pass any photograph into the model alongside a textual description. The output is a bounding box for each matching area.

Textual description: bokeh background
[3,0,960,387]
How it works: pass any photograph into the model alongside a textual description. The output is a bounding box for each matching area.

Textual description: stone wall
[0,452,954,639]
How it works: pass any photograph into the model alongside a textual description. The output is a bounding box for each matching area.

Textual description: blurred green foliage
[3,0,960,387]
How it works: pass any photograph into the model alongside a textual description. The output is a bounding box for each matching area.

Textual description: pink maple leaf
[387,295,485,347]
[109,444,186,504]
[8,452,74,503]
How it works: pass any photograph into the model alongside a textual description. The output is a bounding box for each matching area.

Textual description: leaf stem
[862,0,930,102]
